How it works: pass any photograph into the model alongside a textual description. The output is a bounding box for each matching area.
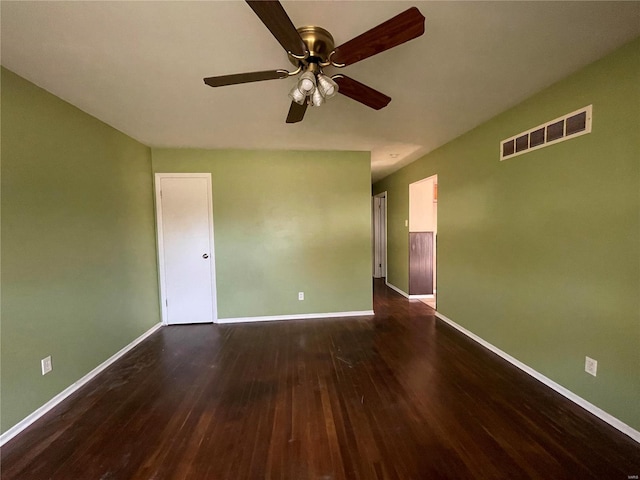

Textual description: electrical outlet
[41,356,52,375]
[405,219,408,227]
[585,356,597,376]
[298,292,304,301]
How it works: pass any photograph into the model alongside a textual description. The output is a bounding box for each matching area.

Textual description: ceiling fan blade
[331,7,425,67]
[246,1,307,58]
[203,69,288,87]
[286,101,308,123]
[333,75,391,110]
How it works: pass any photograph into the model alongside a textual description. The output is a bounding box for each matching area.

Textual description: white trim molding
[0,323,163,447]
[385,282,409,298]
[218,310,374,324]
[385,282,433,300]
[434,311,640,444]
[409,294,434,300]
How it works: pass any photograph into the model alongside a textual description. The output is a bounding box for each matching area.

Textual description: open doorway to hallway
[409,175,437,309]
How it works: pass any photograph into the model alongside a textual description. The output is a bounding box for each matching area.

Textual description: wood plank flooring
[2,279,639,479]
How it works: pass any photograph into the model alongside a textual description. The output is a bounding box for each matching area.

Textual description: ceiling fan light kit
[317,73,338,99]
[288,84,306,105]
[310,88,325,107]
[203,1,425,123]
[297,69,317,95]
[287,63,340,107]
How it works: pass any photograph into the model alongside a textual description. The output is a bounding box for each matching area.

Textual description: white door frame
[154,173,218,325]
[372,191,387,278]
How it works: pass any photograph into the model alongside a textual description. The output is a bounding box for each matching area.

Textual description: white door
[373,194,387,278]
[156,174,217,324]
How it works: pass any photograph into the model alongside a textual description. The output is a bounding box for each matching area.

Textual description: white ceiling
[2,1,639,182]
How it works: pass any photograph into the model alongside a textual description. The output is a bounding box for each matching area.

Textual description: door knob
[202,254,209,259]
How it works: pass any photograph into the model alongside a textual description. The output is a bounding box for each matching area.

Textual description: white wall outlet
[41,356,52,375]
[585,356,597,376]
[298,292,304,301]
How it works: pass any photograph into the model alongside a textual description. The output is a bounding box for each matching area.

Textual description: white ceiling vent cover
[500,105,592,161]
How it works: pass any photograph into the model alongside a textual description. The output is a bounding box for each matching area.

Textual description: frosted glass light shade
[297,70,316,95]
[316,73,338,99]
[288,85,306,105]
[310,88,324,107]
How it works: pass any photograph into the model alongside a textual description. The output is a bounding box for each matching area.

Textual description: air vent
[500,105,592,161]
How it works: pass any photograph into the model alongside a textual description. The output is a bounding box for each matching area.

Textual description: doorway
[155,173,218,324]
[372,192,387,279]
[409,175,437,308]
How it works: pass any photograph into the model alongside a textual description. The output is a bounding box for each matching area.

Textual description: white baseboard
[385,282,433,300]
[0,322,163,447]
[385,282,409,298]
[217,310,375,324]
[434,311,640,444]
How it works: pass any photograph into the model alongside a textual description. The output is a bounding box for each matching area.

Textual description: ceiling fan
[203,1,425,123]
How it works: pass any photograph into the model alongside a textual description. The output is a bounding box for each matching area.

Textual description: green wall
[0,68,372,435]
[152,149,372,319]
[1,68,161,433]
[374,38,640,430]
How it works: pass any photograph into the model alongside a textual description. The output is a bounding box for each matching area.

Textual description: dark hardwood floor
[2,279,639,479]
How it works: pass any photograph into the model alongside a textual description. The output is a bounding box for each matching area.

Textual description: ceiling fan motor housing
[290,26,335,65]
